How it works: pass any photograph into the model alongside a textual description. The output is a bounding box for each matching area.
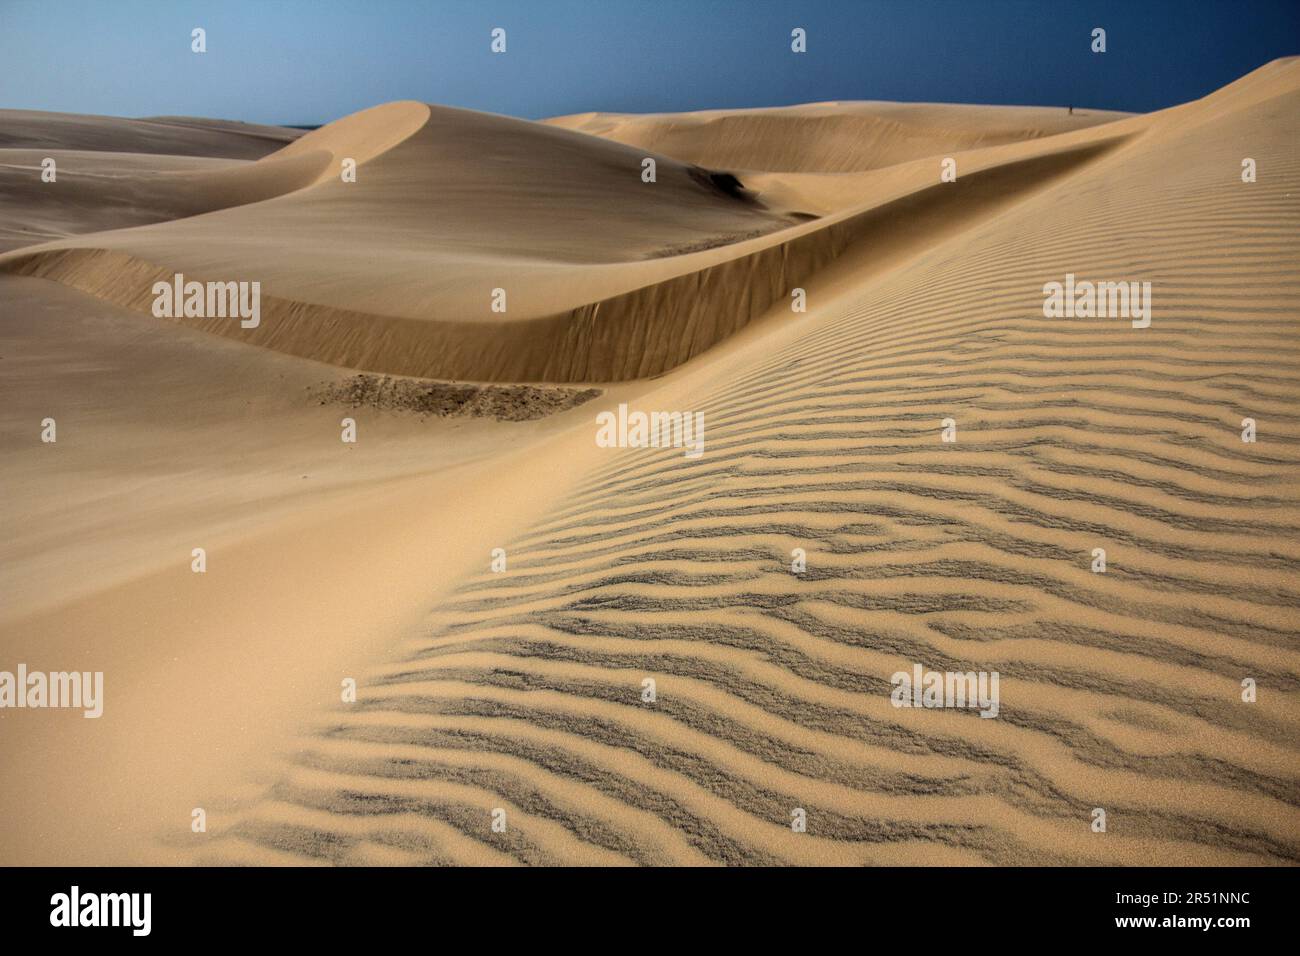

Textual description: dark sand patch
[314,374,601,422]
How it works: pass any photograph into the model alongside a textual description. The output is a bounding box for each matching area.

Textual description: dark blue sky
[1,0,1296,125]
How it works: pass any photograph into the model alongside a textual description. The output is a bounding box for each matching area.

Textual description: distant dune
[0,108,302,157]
[547,100,1131,172]
[0,60,1297,866]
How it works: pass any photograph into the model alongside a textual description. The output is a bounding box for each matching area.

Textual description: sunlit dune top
[270,100,431,184]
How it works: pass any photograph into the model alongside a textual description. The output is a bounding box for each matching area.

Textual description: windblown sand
[0,60,1297,865]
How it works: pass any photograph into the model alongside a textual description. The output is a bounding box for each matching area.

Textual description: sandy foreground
[0,60,1297,865]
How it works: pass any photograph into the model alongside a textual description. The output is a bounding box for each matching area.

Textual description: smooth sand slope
[1,60,1297,865]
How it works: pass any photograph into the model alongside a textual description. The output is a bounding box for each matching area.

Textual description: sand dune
[0,101,811,380]
[178,57,1294,868]
[0,108,313,252]
[1,60,1298,866]
[190,59,1300,866]
[0,99,1138,382]
[0,108,303,157]
[547,100,1130,174]
[0,148,336,252]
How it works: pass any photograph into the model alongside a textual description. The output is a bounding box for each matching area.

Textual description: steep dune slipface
[190,61,1300,866]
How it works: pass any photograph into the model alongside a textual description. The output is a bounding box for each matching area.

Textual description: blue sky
[1,0,1296,125]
